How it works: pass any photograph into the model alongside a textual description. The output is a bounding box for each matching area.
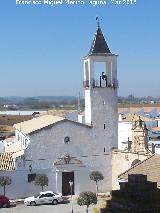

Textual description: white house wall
[0,140,4,153]
[15,130,30,150]
[118,122,132,150]
[118,120,158,151]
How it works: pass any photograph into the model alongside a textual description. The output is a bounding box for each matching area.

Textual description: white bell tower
[84,24,118,148]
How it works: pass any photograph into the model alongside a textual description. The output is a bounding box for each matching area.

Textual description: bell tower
[131,117,149,154]
[84,24,118,148]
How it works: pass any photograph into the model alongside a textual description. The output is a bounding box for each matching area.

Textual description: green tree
[34,174,48,191]
[0,176,12,196]
[77,191,97,213]
[89,171,104,196]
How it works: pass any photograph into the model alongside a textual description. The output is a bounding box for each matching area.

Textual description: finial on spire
[96,16,102,28]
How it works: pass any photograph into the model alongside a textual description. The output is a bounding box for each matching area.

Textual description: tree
[34,174,48,191]
[89,171,104,196]
[0,176,12,196]
[77,191,97,213]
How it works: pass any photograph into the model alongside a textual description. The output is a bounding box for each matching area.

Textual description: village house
[112,116,153,190]
[118,155,160,189]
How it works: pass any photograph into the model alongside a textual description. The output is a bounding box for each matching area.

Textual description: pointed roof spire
[88,18,111,55]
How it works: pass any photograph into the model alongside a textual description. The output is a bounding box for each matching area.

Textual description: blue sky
[0,0,160,97]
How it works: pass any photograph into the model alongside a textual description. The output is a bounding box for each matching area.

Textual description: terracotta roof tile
[0,153,15,171]
[152,127,160,132]
[119,155,160,186]
[14,115,65,134]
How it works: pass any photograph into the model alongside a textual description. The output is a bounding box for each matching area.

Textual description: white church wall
[0,169,56,199]
[23,121,112,194]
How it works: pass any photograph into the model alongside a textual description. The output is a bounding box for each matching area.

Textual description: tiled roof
[0,153,15,171]
[152,127,160,132]
[119,155,160,186]
[88,27,111,55]
[5,136,15,143]
[14,115,65,134]
[14,115,91,135]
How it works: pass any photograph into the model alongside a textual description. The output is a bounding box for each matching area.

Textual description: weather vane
[96,16,102,28]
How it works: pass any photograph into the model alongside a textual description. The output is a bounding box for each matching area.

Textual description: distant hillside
[0,96,78,105]
[37,96,77,101]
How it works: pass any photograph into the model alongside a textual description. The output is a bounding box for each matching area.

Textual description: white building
[118,113,158,151]
[0,25,118,199]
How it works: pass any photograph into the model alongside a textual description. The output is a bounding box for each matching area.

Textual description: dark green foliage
[77,191,97,213]
[34,174,48,191]
[89,171,104,196]
[0,176,12,196]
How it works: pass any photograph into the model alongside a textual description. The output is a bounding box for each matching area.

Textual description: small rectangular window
[28,173,36,182]
[104,124,106,129]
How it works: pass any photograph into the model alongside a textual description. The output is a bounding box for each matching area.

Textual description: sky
[0,0,160,97]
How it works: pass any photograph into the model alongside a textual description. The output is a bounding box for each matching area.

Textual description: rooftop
[88,26,111,55]
[152,127,160,132]
[14,115,65,134]
[0,152,15,171]
[119,155,160,186]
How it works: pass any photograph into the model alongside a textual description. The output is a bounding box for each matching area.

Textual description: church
[0,24,118,198]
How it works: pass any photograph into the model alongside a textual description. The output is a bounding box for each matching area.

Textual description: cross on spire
[96,16,102,28]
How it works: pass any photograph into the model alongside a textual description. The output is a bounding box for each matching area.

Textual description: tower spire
[88,18,111,55]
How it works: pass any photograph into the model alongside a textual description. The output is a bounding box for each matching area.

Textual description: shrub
[0,176,12,196]
[89,171,104,196]
[77,191,97,213]
[34,174,48,191]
